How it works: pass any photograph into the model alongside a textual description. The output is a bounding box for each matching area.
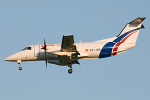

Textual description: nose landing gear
[19,66,22,70]
[17,60,22,70]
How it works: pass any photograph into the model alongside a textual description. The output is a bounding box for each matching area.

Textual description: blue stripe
[99,28,140,58]
[113,28,140,43]
[99,42,116,58]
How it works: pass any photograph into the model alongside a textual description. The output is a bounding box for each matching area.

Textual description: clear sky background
[1,0,150,100]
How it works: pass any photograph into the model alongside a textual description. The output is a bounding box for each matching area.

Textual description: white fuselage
[4,17,145,73]
[5,41,135,62]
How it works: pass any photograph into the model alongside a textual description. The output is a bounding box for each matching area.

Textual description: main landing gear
[68,64,72,74]
[68,68,72,74]
[67,59,80,74]
[17,60,22,70]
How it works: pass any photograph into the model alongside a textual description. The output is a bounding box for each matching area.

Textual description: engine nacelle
[48,60,67,66]
[48,60,79,66]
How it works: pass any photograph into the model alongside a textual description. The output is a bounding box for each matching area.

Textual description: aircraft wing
[61,35,77,52]
[47,35,80,57]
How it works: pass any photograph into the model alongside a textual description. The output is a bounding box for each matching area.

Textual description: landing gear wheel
[19,67,22,70]
[68,69,72,74]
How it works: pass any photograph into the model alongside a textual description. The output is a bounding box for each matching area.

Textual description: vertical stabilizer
[99,17,146,58]
[115,17,146,44]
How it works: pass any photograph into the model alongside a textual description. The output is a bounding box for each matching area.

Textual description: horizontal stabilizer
[129,17,146,24]
[141,24,145,28]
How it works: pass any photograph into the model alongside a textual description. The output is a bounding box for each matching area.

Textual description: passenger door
[34,45,40,57]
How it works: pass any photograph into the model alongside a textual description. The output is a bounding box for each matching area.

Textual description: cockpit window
[22,47,32,50]
[27,47,31,50]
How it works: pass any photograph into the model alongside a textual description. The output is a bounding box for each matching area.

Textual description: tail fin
[115,17,146,44]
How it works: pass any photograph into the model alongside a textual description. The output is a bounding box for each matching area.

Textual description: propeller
[42,38,47,68]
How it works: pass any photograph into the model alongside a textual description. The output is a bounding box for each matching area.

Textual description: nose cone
[5,54,17,61]
[5,52,22,61]
[5,51,28,61]
[5,56,11,61]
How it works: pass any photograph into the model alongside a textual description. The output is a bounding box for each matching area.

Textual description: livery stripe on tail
[112,28,139,56]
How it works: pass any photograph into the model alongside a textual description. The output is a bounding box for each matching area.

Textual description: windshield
[22,47,32,50]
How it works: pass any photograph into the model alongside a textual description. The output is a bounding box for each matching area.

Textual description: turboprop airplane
[5,17,146,74]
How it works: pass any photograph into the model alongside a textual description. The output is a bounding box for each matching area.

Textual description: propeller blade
[46,60,47,68]
[42,39,46,49]
[44,39,47,56]
[44,39,46,49]
[42,38,48,68]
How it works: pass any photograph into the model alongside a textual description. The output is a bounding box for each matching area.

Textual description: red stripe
[112,31,137,56]
[120,31,136,43]
[112,42,121,56]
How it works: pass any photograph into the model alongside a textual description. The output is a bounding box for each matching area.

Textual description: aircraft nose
[5,55,15,61]
[5,56,10,61]
[5,53,20,61]
[5,51,26,61]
